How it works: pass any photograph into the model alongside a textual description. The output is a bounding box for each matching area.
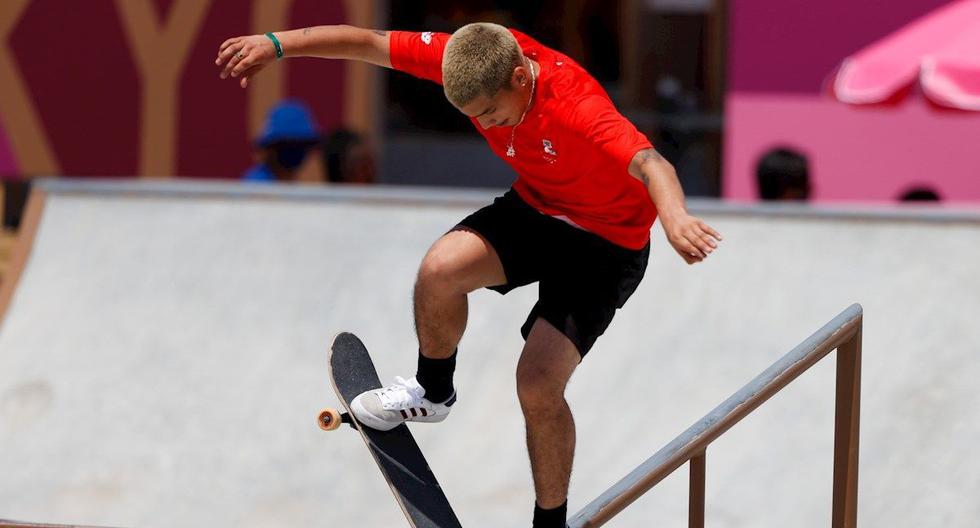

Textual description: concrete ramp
[0,180,978,527]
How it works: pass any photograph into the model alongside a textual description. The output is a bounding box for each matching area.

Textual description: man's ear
[512,63,529,88]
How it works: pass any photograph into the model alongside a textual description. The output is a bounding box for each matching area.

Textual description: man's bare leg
[517,318,581,523]
[346,227,505,430]
[414,227,506,358]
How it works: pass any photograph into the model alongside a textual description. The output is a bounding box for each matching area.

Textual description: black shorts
[457,189,650,357]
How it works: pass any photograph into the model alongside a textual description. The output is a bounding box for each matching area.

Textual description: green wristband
[265,32,284,60]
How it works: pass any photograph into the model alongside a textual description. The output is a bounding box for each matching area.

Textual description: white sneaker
[350,376,455,431]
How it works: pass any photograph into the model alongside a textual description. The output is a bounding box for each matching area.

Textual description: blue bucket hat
[256,100,320,147]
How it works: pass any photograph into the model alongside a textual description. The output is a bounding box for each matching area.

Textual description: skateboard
[317,332,462,528]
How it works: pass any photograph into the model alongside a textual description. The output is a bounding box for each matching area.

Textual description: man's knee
[416,230,504,296]
[517,320,581,414]
[417,248,464,293]
[516,361,569,414]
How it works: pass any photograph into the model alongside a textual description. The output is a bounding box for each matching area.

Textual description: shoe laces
[378,376,425,410]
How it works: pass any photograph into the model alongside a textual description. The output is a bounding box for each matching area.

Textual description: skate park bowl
[0,179,978,527]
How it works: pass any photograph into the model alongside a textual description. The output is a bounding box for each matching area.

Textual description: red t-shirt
[389,29,656,250]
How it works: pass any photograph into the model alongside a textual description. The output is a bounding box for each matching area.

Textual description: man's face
[455,62,533,130]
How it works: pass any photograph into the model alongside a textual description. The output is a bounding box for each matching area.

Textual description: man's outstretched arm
[628,148,723,265]
[215,25,391,88]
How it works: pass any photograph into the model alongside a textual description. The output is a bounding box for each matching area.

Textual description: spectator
[243,100,321,182]
[322,129,377,184]
[756,147,810,201]
[899,186,942,202]
[2,179,30,230]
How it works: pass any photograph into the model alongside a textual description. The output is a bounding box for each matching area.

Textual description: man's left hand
[662,213,722,265]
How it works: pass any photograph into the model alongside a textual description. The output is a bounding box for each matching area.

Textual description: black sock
[415,349,457,404]
[532,501,567,528]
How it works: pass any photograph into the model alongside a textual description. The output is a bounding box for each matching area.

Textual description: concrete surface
[0,181,978,527]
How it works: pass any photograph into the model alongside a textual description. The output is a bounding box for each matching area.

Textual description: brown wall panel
[0,0,367,179]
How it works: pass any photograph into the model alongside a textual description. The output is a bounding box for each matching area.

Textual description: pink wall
[726,0,980,202]
[730,0,951,94]
[725,94,980,202]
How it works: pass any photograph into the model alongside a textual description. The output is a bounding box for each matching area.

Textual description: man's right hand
[216,34,278,88]
[215,26,393,88]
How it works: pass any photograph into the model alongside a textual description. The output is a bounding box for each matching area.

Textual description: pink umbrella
[832,0,980,110]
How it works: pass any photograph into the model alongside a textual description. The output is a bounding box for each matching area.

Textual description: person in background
[0,178,31,286]
[899,186,942,202]
[243,100,321,182]
[756,147,810,201]
[322,128,377,184]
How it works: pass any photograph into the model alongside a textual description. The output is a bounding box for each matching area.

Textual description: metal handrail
[569,304,864,528]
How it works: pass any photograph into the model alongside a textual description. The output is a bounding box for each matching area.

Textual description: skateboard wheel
[318,408,343,431]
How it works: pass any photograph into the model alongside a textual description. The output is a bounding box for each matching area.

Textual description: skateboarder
[217,22,721,527]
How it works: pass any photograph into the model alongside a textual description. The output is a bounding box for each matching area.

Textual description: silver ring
[236,51,245,60]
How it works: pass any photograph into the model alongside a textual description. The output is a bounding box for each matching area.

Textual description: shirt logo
[542,139,558,163]
[543,139,557,156]
[421,32,434,45]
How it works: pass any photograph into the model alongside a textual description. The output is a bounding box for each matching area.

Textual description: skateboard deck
[318,332,462,528]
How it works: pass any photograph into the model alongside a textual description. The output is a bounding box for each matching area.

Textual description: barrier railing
[0,521,120,528]
[569,304,863,527]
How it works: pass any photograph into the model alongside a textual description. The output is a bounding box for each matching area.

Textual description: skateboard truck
[317,408,357,431]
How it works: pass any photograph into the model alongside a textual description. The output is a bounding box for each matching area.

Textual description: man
[217,22,721,527]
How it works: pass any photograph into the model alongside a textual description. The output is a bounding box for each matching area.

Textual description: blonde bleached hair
[442,23,523,107]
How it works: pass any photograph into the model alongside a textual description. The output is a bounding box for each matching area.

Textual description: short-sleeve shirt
[389,29,656,250]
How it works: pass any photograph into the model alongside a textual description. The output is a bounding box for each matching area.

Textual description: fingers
[238,64,263,88]
[217,37,261,79]
[686,228,717,257]
[215,37,241,67]
[698,220,723,242]
[220,47,249,79]
[675,245,702,265]
[667,216,723,265]
[218,37,239,55]
[672,227,711,259]
[218,48,243,78]
[216,35,273,83]
[230,51,260,78]
[673,234,705,260]
[686,220,723,258]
